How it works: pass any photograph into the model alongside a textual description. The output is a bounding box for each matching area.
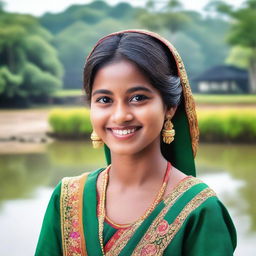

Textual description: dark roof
[193,65,248,82]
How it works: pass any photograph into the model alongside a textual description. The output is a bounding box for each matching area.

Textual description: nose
[112,102,133,124]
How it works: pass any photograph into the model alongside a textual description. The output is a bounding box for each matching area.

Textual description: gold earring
[162,116,175,144]
[90,130,104,148]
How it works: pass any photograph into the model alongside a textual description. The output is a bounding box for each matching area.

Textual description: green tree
[55,18,135,88]
[40,1,110,34]
[0,12,63,106]
[182,11,230,71]
[226,46,252,69]
[46,1,140,88]
[139,0,190,34]
[209,0,256,93]
[0,1,4,12]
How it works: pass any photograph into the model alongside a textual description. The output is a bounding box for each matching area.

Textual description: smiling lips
[107,126,141,139]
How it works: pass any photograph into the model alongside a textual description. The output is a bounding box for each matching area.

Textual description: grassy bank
[193,94,256,104]
[198,109,256,142]
[53,89,85,97]
[48,108,256,143]
[48,108,92,138]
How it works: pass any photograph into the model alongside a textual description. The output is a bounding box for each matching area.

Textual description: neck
[109,145,167,187]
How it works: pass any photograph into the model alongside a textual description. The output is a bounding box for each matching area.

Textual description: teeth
[112,128,136,135]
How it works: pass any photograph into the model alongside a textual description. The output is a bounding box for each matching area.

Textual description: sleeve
[183,197,237,256]
[35,182,63,256]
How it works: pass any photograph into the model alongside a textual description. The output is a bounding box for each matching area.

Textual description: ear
[165,106,177,119]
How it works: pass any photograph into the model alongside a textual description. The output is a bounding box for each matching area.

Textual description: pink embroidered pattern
[133,187,216,255]
[60,174,88,256]
[156,219,169,236]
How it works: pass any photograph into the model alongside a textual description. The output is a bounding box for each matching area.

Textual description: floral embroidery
[60,173,88,256]
[156,220,169,236]
[133,187,216,255]
[140,244,157,256]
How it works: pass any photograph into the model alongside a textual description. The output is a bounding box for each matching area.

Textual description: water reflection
[196,144,256,232]
[0,154,51,203]
[0,142,255,255]
[0,141,106,201]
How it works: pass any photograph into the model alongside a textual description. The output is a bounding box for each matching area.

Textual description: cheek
[137,103,165,131]
[90,108,106,129]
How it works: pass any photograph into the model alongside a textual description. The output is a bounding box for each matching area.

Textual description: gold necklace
[98,162,171,255]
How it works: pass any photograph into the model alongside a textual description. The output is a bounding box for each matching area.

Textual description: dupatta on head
[87,29,199,177]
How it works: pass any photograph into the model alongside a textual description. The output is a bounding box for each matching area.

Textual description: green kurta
[35,168,236,256]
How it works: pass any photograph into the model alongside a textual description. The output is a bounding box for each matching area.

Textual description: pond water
[0,141,255,255]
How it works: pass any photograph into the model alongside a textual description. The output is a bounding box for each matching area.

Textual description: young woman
[36,30,236,256]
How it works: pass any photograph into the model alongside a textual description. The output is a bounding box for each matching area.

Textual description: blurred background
[0,0,255,255]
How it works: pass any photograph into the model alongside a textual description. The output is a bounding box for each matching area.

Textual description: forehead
[92,60,154,92]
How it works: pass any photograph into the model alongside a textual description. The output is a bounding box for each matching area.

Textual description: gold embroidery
[133,187,216,255]
[60,173,88,256]
[87,29,199,157]
[107,176,202,256]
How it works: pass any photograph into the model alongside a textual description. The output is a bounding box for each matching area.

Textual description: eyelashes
[96,96,112,104]
[130,95,149,102]
[95,94,150,104]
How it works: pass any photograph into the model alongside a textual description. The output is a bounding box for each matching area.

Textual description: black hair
[83,32,182,109]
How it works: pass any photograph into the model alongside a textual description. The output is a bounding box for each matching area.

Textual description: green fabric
[103,222,117,245]
[35,182,62,256]
[82,169,104,256]
[164,198,237,256]
[161,100,196,177]
[119,201,166,256]
[35,170,236,255]
[164,183,208,224]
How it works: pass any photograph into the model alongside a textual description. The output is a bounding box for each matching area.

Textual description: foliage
[164,31,204,78]
[0,12,63,106]
[37,0,233,90]
[182,12,230,72]
[53,16,140,88]
[194,94,256,104]
[54,89,84,97]
[226,46,252,69]
[49,108,92,137]
[138,1,230,80]
[209,0,256,92]
[198,109,256,142]
[139,0,190,33]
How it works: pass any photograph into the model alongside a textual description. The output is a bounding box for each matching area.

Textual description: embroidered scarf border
[60,173,88,256]
[133,187,216,255]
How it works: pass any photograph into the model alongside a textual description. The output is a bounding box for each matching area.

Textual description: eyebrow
[92,86,153,96]
[126,86,153,94]
[92,89,113,96]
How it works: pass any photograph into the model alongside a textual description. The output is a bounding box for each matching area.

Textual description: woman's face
[90,59,172,156]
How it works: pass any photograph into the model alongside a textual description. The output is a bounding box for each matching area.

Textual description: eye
[130,95,149,102]
[96,96,112,104]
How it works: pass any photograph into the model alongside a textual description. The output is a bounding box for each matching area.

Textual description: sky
[2,0,245,16]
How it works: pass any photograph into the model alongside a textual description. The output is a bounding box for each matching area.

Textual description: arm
[183,197,237,256]
[35,182,62,256]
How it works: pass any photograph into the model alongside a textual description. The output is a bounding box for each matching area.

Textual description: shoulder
[61,168,104,186]
[183,190,237,250]
[51,168,104,199]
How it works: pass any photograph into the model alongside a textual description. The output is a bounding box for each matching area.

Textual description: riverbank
[0,103,255,154]
[0,109,51,154]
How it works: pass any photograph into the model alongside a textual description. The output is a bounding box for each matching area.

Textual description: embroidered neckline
[98,162,172,255]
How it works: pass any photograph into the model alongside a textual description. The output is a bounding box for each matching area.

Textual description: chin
[108,145,140,156]
[107,140,158,157]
